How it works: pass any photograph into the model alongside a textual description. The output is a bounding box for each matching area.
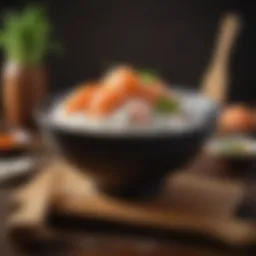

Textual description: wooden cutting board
[7,153,256,250]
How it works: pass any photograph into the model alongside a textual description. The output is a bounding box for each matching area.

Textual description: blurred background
[0,0,255,103]
[0,1,256,255]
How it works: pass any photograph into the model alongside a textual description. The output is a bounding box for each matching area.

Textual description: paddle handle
[201,13,242,104]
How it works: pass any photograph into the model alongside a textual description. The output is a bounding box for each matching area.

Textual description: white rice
[48,90,217,136]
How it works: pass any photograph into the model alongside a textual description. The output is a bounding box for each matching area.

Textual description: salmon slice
[102,66,142,97]
[66,67,171,117]
[139,82,167,103]
[88,87,127,116]
[87,66,142,116]
[65,83,99,113]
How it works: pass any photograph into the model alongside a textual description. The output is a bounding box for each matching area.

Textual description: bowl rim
[37,87,220,138]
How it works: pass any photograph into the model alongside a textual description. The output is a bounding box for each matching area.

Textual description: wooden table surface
[0,177,254,255]
[0,186,23,255]
[1,138,256,256]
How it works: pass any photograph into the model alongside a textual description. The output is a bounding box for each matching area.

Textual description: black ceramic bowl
[38,90,219,198]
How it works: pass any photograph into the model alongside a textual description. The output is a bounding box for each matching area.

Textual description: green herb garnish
[154,96,179,114]
[139,69,160,85]
[0,4,62,66]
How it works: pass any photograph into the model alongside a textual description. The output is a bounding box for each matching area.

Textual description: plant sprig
[0,4,62,66]
[154,96,179,114]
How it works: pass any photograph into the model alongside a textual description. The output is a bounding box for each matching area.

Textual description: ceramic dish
[38,89,219,198]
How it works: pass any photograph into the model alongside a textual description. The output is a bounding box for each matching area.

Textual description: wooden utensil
[52,165,256,246]
[201,13,242,104]
[8,156,256,249]
[8,162,60,243]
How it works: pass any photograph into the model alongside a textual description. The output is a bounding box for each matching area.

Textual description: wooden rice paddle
[201,13,242,104]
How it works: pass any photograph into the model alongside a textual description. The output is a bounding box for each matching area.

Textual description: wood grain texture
[7,154,256,249]
[7,163,61,243]
[52,164,255,246]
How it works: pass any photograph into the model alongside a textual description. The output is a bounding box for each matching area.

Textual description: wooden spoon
[201,13,242,104]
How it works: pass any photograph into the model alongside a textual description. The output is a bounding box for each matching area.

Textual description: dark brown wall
[2,0,256,103]
[47,0,228,91]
